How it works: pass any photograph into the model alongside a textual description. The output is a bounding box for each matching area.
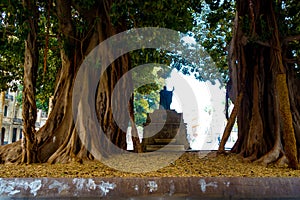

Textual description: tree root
[218,92,243,152]
[216,150,230,156]
[275,153,289,167]
[254,146,281,167]
[243,152,258,163]
[0,141,22,164]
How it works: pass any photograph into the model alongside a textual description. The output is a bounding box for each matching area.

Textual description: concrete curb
[0,177,300,199]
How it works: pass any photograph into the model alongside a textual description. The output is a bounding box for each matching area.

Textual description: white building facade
[0,89,48,145]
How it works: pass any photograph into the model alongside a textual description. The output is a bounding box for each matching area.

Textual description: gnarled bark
[228,0,299,168]
[276,74,298,169]
[40,0,130,163]
[21,0,39,164]
[0,0,132,164]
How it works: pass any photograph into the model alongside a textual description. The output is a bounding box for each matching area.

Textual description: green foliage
[152,0,234,86]
[134,90,159,126]
[110,0,196,32]
[1,0,60,110]
[257,15,272,41]
[2,0,300,111]
[73,0,96,11]
[2,0,237,122]
[16,84,49,112]
[130,50,167,124]
[15,85,23,106]
[278,0,300,75]
[193,0,235,84]
[239,15,250,36]
[0,1,25,92]
[195,0,300,84]
[168,36,223,85]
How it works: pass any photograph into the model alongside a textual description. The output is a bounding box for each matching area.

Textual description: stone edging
[0,177,300,199]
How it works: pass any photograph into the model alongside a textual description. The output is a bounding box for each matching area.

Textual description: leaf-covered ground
[0,152,299,178]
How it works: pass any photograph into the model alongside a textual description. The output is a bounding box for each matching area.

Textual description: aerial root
[216,150,230,156]
[206,151,218,158]
[275,152,289,167]
[243,153,257,163]
[254,145,281,166]
[0,141,22,164]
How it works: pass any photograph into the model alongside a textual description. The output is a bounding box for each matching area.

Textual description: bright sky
[166,70,211,113]
[165,69,226,149]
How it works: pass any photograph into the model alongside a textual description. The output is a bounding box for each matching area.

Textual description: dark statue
[159,86,174,110]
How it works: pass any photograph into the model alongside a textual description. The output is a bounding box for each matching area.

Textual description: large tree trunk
[228,0,299,169]
[38,0,130,163]
[0,0,132,164]
[21,0,39,164]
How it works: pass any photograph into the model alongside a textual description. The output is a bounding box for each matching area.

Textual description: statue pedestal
[142,109,189,152]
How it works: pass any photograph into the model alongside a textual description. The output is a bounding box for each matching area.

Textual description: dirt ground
[0,152,299,178]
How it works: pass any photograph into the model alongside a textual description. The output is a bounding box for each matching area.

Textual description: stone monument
[142,86,189,152]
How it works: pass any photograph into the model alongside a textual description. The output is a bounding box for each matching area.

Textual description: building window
[19,129,22,139]
[4,105,8,117]
[12,128,17,142]
[1,128,5,145]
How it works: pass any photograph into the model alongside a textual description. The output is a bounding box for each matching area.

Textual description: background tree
[21,0,39,164]
[0,1,60,111]
[2,0,299,170]
[0,1,24,91]
[193,1,235,84]
[0,0,199,163]
[130,50,171,126]
[205,0,300,169]
[0,0,61,163]
[134,87,160,126]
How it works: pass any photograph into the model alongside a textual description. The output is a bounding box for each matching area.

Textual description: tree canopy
[0,0,60,111]
[0,0,215,125]
[0,0,205,164]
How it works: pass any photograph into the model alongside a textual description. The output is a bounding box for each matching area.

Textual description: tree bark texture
[41,0,130,163]
[21,0,39,164]
[0,0,133,164]
[228,0,299,168]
